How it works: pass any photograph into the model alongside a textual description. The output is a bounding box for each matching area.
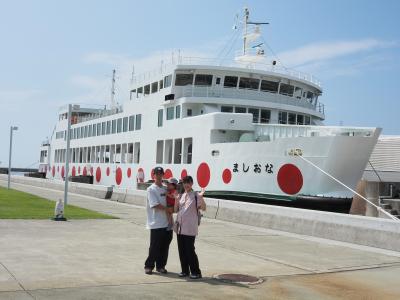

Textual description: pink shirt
[175,191,204,236]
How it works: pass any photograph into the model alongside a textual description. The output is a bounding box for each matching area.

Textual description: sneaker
[156,268,168,274]
[189,274,202,279]
[144,268,153,275]
[178,272,189,277]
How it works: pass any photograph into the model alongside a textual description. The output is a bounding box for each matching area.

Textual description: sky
[0,0,399,168]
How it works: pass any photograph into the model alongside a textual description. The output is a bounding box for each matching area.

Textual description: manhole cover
[213,274,263,285]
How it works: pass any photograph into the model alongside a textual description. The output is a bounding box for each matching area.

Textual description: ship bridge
[150,62,324,126]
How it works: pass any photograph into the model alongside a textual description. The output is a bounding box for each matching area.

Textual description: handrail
[175,85,324,114]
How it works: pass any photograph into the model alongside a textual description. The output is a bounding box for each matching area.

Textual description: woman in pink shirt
[174,175,206,279]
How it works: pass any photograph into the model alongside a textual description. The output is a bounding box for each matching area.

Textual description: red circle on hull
[116,167,122,185]
[106,167,110,176]
[96,167,101,182]
[197,162,211,188]
[222,168,232,184]
[72,166,76,177]
[137,168,144,183]
[181,169,188,180]
[127,168,132,178]
[164,169,173,179]
[277,164,303,195]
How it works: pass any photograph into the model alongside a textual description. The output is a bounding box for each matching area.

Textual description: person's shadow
[158,272,253,288]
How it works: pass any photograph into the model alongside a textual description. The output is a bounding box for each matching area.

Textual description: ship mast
[240,7,269,58]
[110,69,116,109]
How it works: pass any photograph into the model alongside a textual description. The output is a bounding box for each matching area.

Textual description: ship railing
[131,55,322,88]
[74,106,123,125]
[176,85,324,114]
[254,123,376,142]
[179,56,322,87]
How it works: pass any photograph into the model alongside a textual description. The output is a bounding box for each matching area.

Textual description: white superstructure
[39,8,380,201]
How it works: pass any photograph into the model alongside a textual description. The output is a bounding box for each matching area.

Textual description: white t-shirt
[146,183,168,229]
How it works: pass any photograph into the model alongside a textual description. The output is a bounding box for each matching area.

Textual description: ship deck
[1,178,400,299]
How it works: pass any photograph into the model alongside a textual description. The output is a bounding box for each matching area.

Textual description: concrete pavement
[1,180,400,299]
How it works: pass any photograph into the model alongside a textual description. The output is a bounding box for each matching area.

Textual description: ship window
[216,77,221,85]
[87,147,91,163]
[224,76,238,88]
[127,143,133,163]
[92,125,96,137]
[260,110,271,123]
[79,148,83,163]
[183,138,193,164]
[134,142,140,163]
[123,117,128,132]
[104,145,109,163]
[158,109,163,127]
[174,139,182,164]
[137,87,143,97]
[306,91,314,102]
[288,113,296,125]
[130,89,136,100]
[235,107,247,113]
[117,118,122,133]
[144,84,150,95]
[102,122,106,135]
[156,140,164,164]
[151,81,158,93]
[121,143,127,163]
[112,119,116,134]
[100,145,105,163]
[221,106,233,113]
[279,83,295,97]
[80,127,84,139]
[166,107,174,120]
[305,115,311,125]
[176,105,181,119]
[248,108,260,123]
[110,145,115,163]
[260,80,279,93]
[107,121,111,134]
[135,114,142,130]
[239,77,260,90]
[164,139,173,164]
[115,144,121,163]
[164,74,172,87]
[294,87,303,99]
[84,126,87,138]
[175,74,194,86]
[159,79,164,90]
[88,125,92,137]
[187,109,192,117]
[194,74,213,86]
[279,111,288,124]
[297,114,304,125]
[129,115,135,131]
[97,123,101,136]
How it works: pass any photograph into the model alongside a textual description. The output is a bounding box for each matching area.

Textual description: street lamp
[8,126,18,189]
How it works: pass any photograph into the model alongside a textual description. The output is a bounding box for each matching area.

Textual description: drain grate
[213,273,263,285]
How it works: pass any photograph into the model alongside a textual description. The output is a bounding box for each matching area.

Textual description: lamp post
[8,126,18,189]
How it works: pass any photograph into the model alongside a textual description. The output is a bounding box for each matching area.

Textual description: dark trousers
[177,234,201,275]
[144,228,173,269]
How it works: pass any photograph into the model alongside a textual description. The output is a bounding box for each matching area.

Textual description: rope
[294,154,399,221]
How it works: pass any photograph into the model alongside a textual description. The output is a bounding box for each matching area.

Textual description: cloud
[277,39,396,68]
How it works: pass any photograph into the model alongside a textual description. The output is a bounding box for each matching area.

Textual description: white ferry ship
[38,8,380,201]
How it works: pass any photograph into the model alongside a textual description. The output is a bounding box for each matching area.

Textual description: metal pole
[63,104,72,207]
[7,126,13,189]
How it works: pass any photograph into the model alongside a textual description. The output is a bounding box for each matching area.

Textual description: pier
[1,175,400,299]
